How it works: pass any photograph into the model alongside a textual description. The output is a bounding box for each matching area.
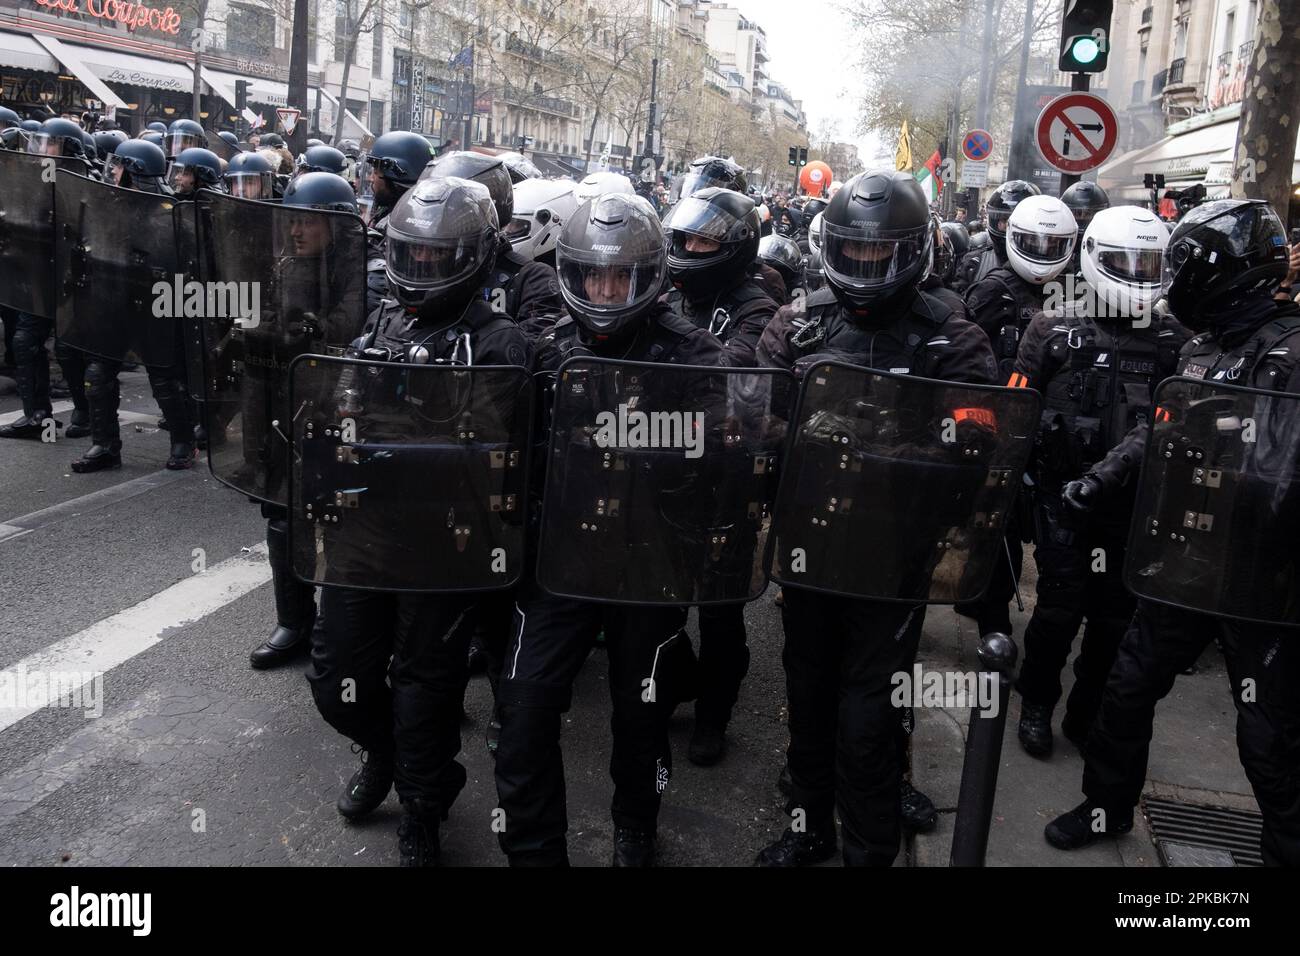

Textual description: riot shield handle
[949,631,1018,867]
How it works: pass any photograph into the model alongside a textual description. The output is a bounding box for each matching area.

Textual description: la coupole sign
[33,0,184,37]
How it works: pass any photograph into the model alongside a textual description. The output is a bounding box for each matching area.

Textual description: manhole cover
[1143,796,1263,867]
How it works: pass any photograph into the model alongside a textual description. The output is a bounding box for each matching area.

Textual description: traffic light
[1059,0,1112,73]
[235,79,250,113]
[789,145,797,167]
[798,147,808,167]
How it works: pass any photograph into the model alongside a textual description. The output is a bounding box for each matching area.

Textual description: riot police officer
[1046,200,1300,867]
[305,176,529,866]
[297,144,347,177]
[0,118,93,442]
[921,215,969,315]
[166,147,223,199]
[661,186,777,765]
[757,233,804,305]
[755,170,998,866]
[359,130,432,314]
[163,118,205,160]
[246,171,365,669]
[505,177,579,270]
[494,193,722,866]
[423,150,564,335]
[1060,181,1110,278]
[1008,206,1187,757]
[958,195,1078,639]
[958,180,1040,288]
[223,150,276,200]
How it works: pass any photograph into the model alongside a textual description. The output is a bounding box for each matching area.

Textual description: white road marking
[0,469,193,544]
[0,542,271,733]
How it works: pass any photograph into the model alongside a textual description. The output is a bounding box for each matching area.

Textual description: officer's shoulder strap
[804,286,839,313]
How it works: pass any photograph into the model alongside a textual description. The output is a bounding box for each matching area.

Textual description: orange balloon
[799,161,833,196]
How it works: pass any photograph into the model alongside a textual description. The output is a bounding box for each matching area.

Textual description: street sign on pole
[276,107,301,136]
[1033,91,1118,174]
[960,161,989,189]
[961,129,994,162]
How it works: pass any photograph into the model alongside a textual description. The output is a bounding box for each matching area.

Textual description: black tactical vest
[1176,308,1300,389]
[666,280,773,344]
[787,286,956,378]
[1033,303,1183,478]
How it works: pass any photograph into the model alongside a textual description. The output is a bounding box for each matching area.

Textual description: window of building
[1173,15,1189,60]
[1223,10,1235,51]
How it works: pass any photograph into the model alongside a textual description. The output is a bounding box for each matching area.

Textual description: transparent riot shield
[199,193,368,505]
[535,358,793,605]
[288,356,533,592]
[173,195,219,402]
[53,171,182,366]
[0,151,89,316]
[767,362,1040,603]
[1125,376,1300,627]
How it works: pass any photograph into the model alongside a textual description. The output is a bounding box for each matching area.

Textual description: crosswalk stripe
[0,542,271,733]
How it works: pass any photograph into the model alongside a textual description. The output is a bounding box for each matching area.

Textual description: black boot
[900,780,938,833]
[70,444,122,473]
[337,745,395,821]
[65,407,90,439]
[1045,800,1133,850]
[1018,700,1054,758]
[0,412,55,440]
[150,374,195,470]
[611,827,656,867]
[755,825,837,867]
[250,520,316,669]
[397,799,443,867]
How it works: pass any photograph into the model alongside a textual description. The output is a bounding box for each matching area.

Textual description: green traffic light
[1071,36,1100,65]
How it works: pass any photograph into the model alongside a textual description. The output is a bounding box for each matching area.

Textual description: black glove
[1061,474,1104,514]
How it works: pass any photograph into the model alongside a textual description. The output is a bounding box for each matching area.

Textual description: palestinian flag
[915,148,943,202]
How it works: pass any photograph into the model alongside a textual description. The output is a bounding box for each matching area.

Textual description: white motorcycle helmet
[828,179,844,199]
[507,178,579,261]
[808,211,824,253]
[1079,205,1169,320]
[575,170,634,204]
[1005,194,1077,284]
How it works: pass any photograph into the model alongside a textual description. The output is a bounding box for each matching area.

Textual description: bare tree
[577,3,647,171]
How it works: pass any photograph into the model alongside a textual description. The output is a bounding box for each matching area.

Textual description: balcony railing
[500,82,579,117]
[1151,68,1168,96]
[1216,50,1232,70]
[1168,57,1186,85]
[1239,39,1254,63]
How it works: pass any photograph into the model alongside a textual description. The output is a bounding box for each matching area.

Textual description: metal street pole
[287,0,309,156]
[969,0,996,215]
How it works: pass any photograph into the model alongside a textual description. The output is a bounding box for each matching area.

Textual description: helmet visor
[1096,245,1164,283]
[662,195,747,241]
[821,221,927,289]
[504,216,533,244]
[225,171,272,200]
[556,243,664,320]
[165,131,203,158]
[387,233,488,292]
[1010,228,1073,263]
[25,132,69,157]
[986,208,1012,237]
[677,169,735,201]
[166,163,202,192]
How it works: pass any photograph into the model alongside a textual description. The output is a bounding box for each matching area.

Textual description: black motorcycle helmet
[93,129,127,161]
[298,144,347,176]
[166,147,223,195]
[1162,199,1289,331]
[556,194,667,339]
[677,155,748,201]
[258,132,286,149]
[938,221,970,282]
[984,179,1039,257]
[146,121,168,135]
[758,233,804,289]
[801,197,829,227]
[224,150,276,200]
[499,150,543,184]
[805,248,826,291]
[421,150,513,232]
[820,169,932,317]
[364,130,433,206]
[282,171,358,213]
[26,118,88,158]
[106,139,168,188]
[664,186,761,297]
[385,176,498,318]
[1060,181,1110,237]
[165,118,205,159]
